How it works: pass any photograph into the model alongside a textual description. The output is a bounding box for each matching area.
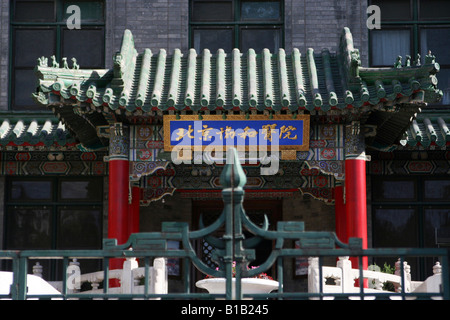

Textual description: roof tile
[0,119,75,148]
[400,114,450,147]
[33,28,443,114]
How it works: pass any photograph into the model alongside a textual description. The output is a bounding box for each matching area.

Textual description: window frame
[418,25,450,70]
[371,175,418,202]
[57,177,104,201]
[7,177,54,202]
[368,0,450,106]
[189,0,284,52]
[370,0,413,22]
[4,176,103,249]
[9,0,106,111]
[238,25,283,52]
[3,176,104,280]
[369,25,414,67]
[191,25,235,53]
[372,205,420,247]
[417,0,450,21]
[371,175,450,280]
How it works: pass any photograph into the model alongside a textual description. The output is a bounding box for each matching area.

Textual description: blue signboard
[163,115,310,151]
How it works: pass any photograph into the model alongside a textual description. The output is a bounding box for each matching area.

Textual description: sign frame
[163,114,310,152]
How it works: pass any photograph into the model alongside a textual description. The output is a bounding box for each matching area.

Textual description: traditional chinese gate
[1,148,448,300]
[8,25,445,299]
[27,27,444,273]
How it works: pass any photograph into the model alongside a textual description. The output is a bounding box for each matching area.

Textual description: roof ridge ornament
[113,29,139,100]
[51,55,59,68]
[339,27,362,91]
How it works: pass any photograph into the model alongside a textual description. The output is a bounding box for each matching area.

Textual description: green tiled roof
[0,118,76,148]
[400,112,450,148]
[33,28,442,114]
[31,28,445,151]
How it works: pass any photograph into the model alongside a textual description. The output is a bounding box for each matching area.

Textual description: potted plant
[368,262,396,292]
[195,262,279,299]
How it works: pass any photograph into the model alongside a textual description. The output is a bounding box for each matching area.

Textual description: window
[372,176,450,280]
[369,0,450,105]
[10,0,105,110]
[190,0,283,53]
[3,177,103,280]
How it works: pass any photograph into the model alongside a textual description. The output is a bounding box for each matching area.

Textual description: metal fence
[1,246,448,300]
[1,149,448,300]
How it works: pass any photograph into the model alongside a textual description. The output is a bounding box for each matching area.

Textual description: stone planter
[195,278,279,299]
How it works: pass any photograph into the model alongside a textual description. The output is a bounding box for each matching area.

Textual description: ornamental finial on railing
[219,148,247,189]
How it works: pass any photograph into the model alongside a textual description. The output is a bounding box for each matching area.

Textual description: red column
[107,159,129,287]
[108,124,131,277]
[345,158,368,251]
[334,182,347,243]
[345,157,368,288]
[108,159,130,246]
[344,123,368,287]
[129,186,140,234]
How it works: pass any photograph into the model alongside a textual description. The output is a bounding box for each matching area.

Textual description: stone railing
[308,256,443,299]
[33,257,167,297]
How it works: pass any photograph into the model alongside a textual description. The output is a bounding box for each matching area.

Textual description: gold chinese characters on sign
[163,115,310,152]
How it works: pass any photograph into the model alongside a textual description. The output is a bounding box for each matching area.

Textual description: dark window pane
[57,208,102,249]
[62,28,105,68]
[370,29,411,66]
[372,179,416,201]
[241,1,280,20]
[241,27,281,52]
[14,29,55,67]
[192,28,233,52]
[423,208,450,277]
[373,208,418,247]
[192,1,233,21]
[60,179,103,201]
[63,1,104,22]
[419,28,450,105]
[424,208,450,247]
[419,0,450,20]
[13,69,40,109]
[371,0,412,21]
[424,180,450,201]
[420,28,450,65]
[12,27,55,109]
[421,28,450,104]
[10,180,52,201]
[14,1,55,22]
[5,207,52,249]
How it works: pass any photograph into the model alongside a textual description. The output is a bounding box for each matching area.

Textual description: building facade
[0,0,449,292]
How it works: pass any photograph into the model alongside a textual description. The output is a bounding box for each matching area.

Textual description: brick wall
[105,0,189,68]
[105,0,368,66]
[285,0,368,65]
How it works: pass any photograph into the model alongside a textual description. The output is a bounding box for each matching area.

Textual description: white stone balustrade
[35,257,168,298]
[308,256,443,299]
